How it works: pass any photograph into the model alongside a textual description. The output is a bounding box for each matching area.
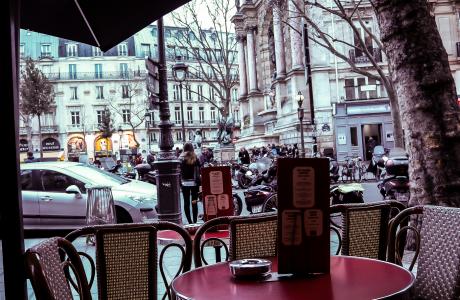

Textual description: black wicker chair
[65,222,193,300]
[387,205,460,299]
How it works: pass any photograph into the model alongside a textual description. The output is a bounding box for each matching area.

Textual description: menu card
[201,166,233,222]
[277,158,330,275]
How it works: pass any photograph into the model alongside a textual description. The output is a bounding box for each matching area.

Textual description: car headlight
[245,170,253,176]
[129,196,155,203]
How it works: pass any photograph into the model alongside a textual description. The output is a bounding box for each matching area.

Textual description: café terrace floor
[0,232,417,300]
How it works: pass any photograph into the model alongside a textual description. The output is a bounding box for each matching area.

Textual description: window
[70,111,80,126]
[97,110,106,125]
[345,79,355,100]
[197,85,204,101]
[174,107,181,124]
[42,65,51,76]
[118,43,128,56]
[188,130,194,141]
[210,107,216,124]
[122,109,130,123]
[187,107,193,124]
[207,66,212,77]
[185,84,192,101]
[209,86,215,101]
[176,131,182,141]
[20,170,33,190]
[93,47,103,56]
[350,127,358,146]
[149,132,157,144]
[199,107,205,124]
[40,112,55,127]
[141,43,151,57]
[232,88,238,102]
[40,170,85,193]
[120,63,128,78]
[234,109,240,122]
[96,86,104,99]
[353,22,373,58]
[69,64,77,79]
[152,27,158,37]
[122,85,129,98]
[70,87,78,100]
[173,84,180,101]
[20,43,25,57]
[93,63,103,79]
[40,44,51,57]
[66,44,78,57]
[344,77,384,101]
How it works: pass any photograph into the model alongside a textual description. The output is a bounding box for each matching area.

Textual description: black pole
[3,0,27,298]
[303,24,315,125]
[153,18,182,224]
[179,82,186,142]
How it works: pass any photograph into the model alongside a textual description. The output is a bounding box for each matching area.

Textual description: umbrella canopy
[20,0,190,52]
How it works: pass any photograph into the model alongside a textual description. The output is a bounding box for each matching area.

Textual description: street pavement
[1,180,413,300]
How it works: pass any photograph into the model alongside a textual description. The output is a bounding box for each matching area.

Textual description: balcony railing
[349,48,382,64]
[40,125,58,133]
[44,71,145,81]
[39,53,53,59]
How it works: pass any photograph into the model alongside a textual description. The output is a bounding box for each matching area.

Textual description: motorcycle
[377,148,410,205]
[243,180,277,214]
[237,157,274,189]
[330,183,365,205]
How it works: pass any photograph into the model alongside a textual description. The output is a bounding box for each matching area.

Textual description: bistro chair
[65,222,193,300]
[25,236,93,300]
[387,205,460,300]
[193,212,278,267]
[330,201,406,260]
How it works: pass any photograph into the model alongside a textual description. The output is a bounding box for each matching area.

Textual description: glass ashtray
[229,258,272,279]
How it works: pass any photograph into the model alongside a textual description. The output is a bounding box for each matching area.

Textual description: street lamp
[118,125,123,151]
[172,56,188,143]
[296,91,305,158]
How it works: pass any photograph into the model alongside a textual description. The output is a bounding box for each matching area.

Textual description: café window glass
[350,127,358,146]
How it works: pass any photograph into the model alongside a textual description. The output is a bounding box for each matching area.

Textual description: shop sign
[19,139,29,152]
[67,136,86,155]
[42,137,60,151]
[346,104,390,115]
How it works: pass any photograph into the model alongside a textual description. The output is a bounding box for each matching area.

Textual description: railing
[39,53,53,59]
[44,71,145,81]
[40,125,58,133]
[349,48,382,64]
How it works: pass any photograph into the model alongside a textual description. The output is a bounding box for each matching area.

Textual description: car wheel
[116,206,133,224]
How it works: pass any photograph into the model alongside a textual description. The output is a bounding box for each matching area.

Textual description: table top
[172,256,414,300]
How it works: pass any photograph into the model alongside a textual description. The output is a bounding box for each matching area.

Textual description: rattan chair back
[65,222,192,300]
[193,213,277,267]
[388,205,460,300]
[331,201,405,260]
[25,237,92,300]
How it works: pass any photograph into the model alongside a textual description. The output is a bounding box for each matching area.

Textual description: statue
[194,130,202,148]
[216,116,234,146]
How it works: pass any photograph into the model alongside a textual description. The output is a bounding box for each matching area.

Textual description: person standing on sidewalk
[179,142,201,224]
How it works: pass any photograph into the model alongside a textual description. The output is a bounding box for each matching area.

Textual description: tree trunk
[37,114,43,159]
[387,87,404,148]
[371,0,460,208]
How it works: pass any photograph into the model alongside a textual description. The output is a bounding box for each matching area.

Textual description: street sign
[145,57,160,110]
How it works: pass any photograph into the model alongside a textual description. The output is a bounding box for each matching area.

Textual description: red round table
[172,256,414,300]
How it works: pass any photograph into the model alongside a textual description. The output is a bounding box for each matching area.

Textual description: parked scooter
[377,148,410,205]
[134,163,157,185]
[244,180,277,214]
[330,183,365,205]
[237,157,274,189]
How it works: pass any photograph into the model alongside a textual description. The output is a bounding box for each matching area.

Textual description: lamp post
[118,126,123,160]
[297,91,305,158]
[144,111,152,151]
[172,56,188,143]
[146,18,182,224]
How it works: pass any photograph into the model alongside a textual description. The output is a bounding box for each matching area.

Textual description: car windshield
[69,165,130,186]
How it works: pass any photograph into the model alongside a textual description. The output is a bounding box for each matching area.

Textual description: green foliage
[98,108,115,138]
[20,58,55,117]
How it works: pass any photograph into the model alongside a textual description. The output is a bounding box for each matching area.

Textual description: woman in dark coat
[180,142,201,224]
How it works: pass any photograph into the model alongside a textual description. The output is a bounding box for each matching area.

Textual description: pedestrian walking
[179,142,201,224]
[238,147,250,165]
[24,151,37,163]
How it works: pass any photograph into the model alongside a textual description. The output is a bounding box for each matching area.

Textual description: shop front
[334,100,395,162]
[41,137,63,161]
[119,132,138,162]
[94,135,114,158]
[67,135,87,162]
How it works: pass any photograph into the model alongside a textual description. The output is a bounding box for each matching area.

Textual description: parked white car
[20,162,157,230]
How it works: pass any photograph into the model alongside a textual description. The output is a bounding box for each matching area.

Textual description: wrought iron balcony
[40,125,58,133]
[44,71,145,81]
[349,48,382,64]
